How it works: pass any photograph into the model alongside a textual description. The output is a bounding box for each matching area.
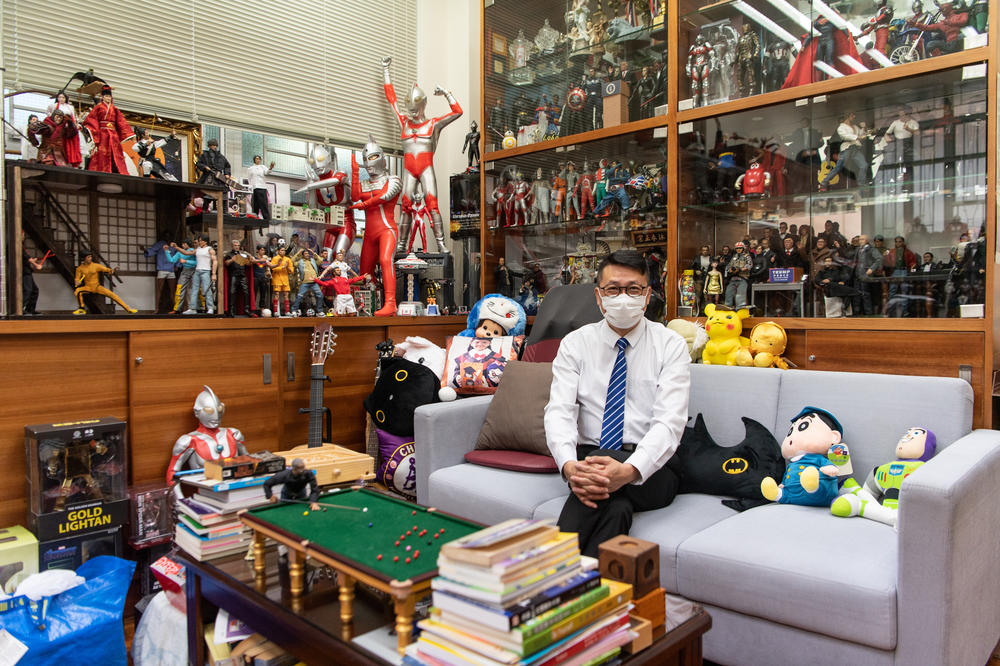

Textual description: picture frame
[492,55,505,76]
[125,112,201,182]
[491,32,507,55]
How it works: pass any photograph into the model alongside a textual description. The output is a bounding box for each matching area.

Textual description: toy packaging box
[38,526,123,572]
[0,525,38,595]
[24,417,129,541]
[128,483,174,546]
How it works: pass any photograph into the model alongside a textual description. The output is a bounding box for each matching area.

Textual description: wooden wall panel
[386,324,458,349]
[129,329,280,484]
[0,334,128,528]
[281,327,386,452]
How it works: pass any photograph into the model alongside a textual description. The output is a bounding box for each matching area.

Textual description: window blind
[2,0,417,149]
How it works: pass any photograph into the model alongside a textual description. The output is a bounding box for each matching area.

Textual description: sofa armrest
[414,395,493,505]
[896,429,1000,666]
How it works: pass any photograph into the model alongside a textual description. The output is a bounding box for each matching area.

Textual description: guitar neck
[307,363,325,448]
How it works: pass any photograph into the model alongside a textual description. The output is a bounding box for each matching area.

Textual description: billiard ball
[412,510,417,516]
[395,540,400,547]
[405,557,411,564]
[414,550,420,559]
[368,522,373,528]
[406,545,411,551]
[377,554,383,561]
[303,511,309,516]
[393,556,399,562]
[413,525,418,531]
[434,534,439,539]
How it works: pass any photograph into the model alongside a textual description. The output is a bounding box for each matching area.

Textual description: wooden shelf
[483,115,669,163]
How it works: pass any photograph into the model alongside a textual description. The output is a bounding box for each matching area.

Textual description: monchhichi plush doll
[457,293,527,338]
[831,427,936,527]
[761,406,843,507]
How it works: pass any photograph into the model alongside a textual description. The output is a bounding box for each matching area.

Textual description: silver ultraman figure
[294,145,356,259]
[381,55,461,254]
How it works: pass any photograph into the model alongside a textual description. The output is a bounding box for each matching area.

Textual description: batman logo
[723,457,749,474]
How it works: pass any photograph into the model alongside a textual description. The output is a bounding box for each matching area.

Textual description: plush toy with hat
[457,293,527,338]
[702,304,750,365]
[831,427,936,527]
[761,406,849,507]
[734,321,791,369]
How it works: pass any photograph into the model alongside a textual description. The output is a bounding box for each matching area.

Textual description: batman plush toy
[675,413,785,510]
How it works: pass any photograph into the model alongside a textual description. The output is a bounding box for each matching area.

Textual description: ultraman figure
[349,135,403,316]
[687,33,714,107]
[382,56,461,254]
[407,185,430,253]
[512,170,532,226]
[564,161,580,220]
[295,145,356,259]
[577,160,596,218]
[530,168,550,225]
[167,386,247,483]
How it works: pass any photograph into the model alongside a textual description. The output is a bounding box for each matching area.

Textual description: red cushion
[464,449,559,474]
[521,338,562,363]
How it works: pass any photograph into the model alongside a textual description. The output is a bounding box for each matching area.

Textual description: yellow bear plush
[702,304,750,365]
[734,321,790,369]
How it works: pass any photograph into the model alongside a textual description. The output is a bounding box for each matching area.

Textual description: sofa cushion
[464,450,558,473]
[533,492,739,594]
[475,360,552,456]
[427,463,568,525]
[676,504,898,650]
[689,365,783,443]
[775,370,973,480]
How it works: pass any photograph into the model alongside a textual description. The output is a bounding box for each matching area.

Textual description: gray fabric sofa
[415,364,1000,666]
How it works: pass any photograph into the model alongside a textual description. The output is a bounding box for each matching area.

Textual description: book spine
[510,571,601,627]
[534,616,630,666]
[517,585,610,641]
[521,599,629,656]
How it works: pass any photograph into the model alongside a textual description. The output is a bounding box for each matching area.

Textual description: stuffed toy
[364,356,441,437]
[701,304,750,365]
[676,413,786,500]
[457,294,527,338]
[394,336,446,378]
[831,427,936,527]
[761,406,845,507]
[666,319,709,362]
[734,321,791,369]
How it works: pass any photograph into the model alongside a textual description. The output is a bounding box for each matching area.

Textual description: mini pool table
[240,486,482,652]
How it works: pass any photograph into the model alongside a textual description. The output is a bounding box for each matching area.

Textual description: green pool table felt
[246,487,481,581]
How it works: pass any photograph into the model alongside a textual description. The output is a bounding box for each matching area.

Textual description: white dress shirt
[887,118,919,140]
[544,317,691,483]
[247,164,271,190]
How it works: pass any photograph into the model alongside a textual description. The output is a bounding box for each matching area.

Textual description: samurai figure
[294,145,356,259]
[82,85,136,174]
[687,33,715,107]
[736,23,760,98]
[382,55,462,254]
[463,120,481,171]
[348,135,403,316]
[167,386,247,483]
[132,127,178,181]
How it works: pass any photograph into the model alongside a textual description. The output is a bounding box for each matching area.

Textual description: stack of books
[174,473,269,561]
[405,519,635,666]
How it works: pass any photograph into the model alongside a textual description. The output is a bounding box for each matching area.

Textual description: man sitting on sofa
[544,250,690,556]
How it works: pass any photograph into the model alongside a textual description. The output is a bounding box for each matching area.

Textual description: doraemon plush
[458,294,527,338]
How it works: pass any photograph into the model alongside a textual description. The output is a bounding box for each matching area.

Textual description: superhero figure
[858,0,894,58]
[687,33,715,107]
[576,161,596,219]
[511,170,532,227]
[735,160,771,198]
[407,186,431,253]
[295,145,356,260]
[382,55,462,254]
[73,250,137,314]
[167,386,248,483]
[348,135,402,316]
[593,160,631,218]
[736,24,760,97]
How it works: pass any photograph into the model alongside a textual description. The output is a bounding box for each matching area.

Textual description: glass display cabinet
[484,127,669,316]
[484,0,668,151]
[677,0,989,111]
[677,66,988,318]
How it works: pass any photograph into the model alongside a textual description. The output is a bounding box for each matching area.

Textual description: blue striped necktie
[600,337,629,450]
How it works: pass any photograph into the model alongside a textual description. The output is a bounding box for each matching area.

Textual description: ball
[363,507,368,512]
[393,555,399,562]
[303,511,309,516]
[377,554,382,561]
[405,557,411,564]
[260,308,272,318]
[405,545,411,552]
[368,522,373,528]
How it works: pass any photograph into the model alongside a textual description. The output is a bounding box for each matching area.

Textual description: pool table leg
[394,595,416,654]
[339,573,356,641]
[289,550,306,613]
[252,531,267,593]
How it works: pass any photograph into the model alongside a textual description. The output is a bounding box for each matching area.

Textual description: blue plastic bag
[0,556,136,666]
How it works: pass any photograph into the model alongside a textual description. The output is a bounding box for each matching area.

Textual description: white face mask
[601,293,646,330]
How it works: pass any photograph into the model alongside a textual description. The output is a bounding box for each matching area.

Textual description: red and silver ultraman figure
[577,161,596,218]
[491,177,508,228]
[382,56,461,254]
[687,33,714,107]
[295,145,356,259]
[407,187,430,253]
[349,135,403,316]
[512,170,532,227]
[167,386,247,483]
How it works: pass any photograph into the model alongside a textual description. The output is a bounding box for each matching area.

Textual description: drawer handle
[808,355,816,362]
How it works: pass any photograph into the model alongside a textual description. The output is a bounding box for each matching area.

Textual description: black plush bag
[364,356,440,437]
[675,413,786,501]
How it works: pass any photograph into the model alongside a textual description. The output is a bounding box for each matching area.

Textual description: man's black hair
[597,249,649,284]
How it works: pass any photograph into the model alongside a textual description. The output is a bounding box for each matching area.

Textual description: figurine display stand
[395,252,430,316]
[603,79,630,127]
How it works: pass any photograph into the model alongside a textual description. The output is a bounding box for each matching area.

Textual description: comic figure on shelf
[736,23,760,98]
[132,127,178,181]
[583,66,603,131]
[488,98,507,140]
[463,120,481,171]
[495,257,513,298]
[34,108,80,168]
[82,85,135,174]
[764,41,792,93]
[314,266,369,316]
[593,159,630,219]
[501,129,517,150]
[564,161,580,220]
[167,385,248,483]
[295,145,356,258]
[735,159,771,199]
[195,138,232,212]
[349,135,402,317]
[73,249,137,315]
[511,169,533,227]
[968,0,988,34]
[704,261,723,305]
[406,185,431,253]
[858,0,894,62]
[550,167,567,223]
[576,160,596,219]
[223,238,255,317]
[687,33,715,108]
[911,3,970,57]
[382,55,461,254]
[635,66,657,119]
[264,458,320,511]
[490,168,511,228]
[530,167,550,226]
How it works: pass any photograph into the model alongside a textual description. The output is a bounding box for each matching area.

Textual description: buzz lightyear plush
[761,406,845,507]
[831,427,936,527]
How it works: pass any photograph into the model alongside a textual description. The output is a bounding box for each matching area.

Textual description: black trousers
[22,273,39,314]
[558,445,680,558]
[251,188,270,222]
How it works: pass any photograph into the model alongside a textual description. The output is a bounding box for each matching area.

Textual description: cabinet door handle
[287,352,295,381]
[958,364,972,384]
[808,355,816,362]
[134,356,143,365]
[263,354,271,384]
